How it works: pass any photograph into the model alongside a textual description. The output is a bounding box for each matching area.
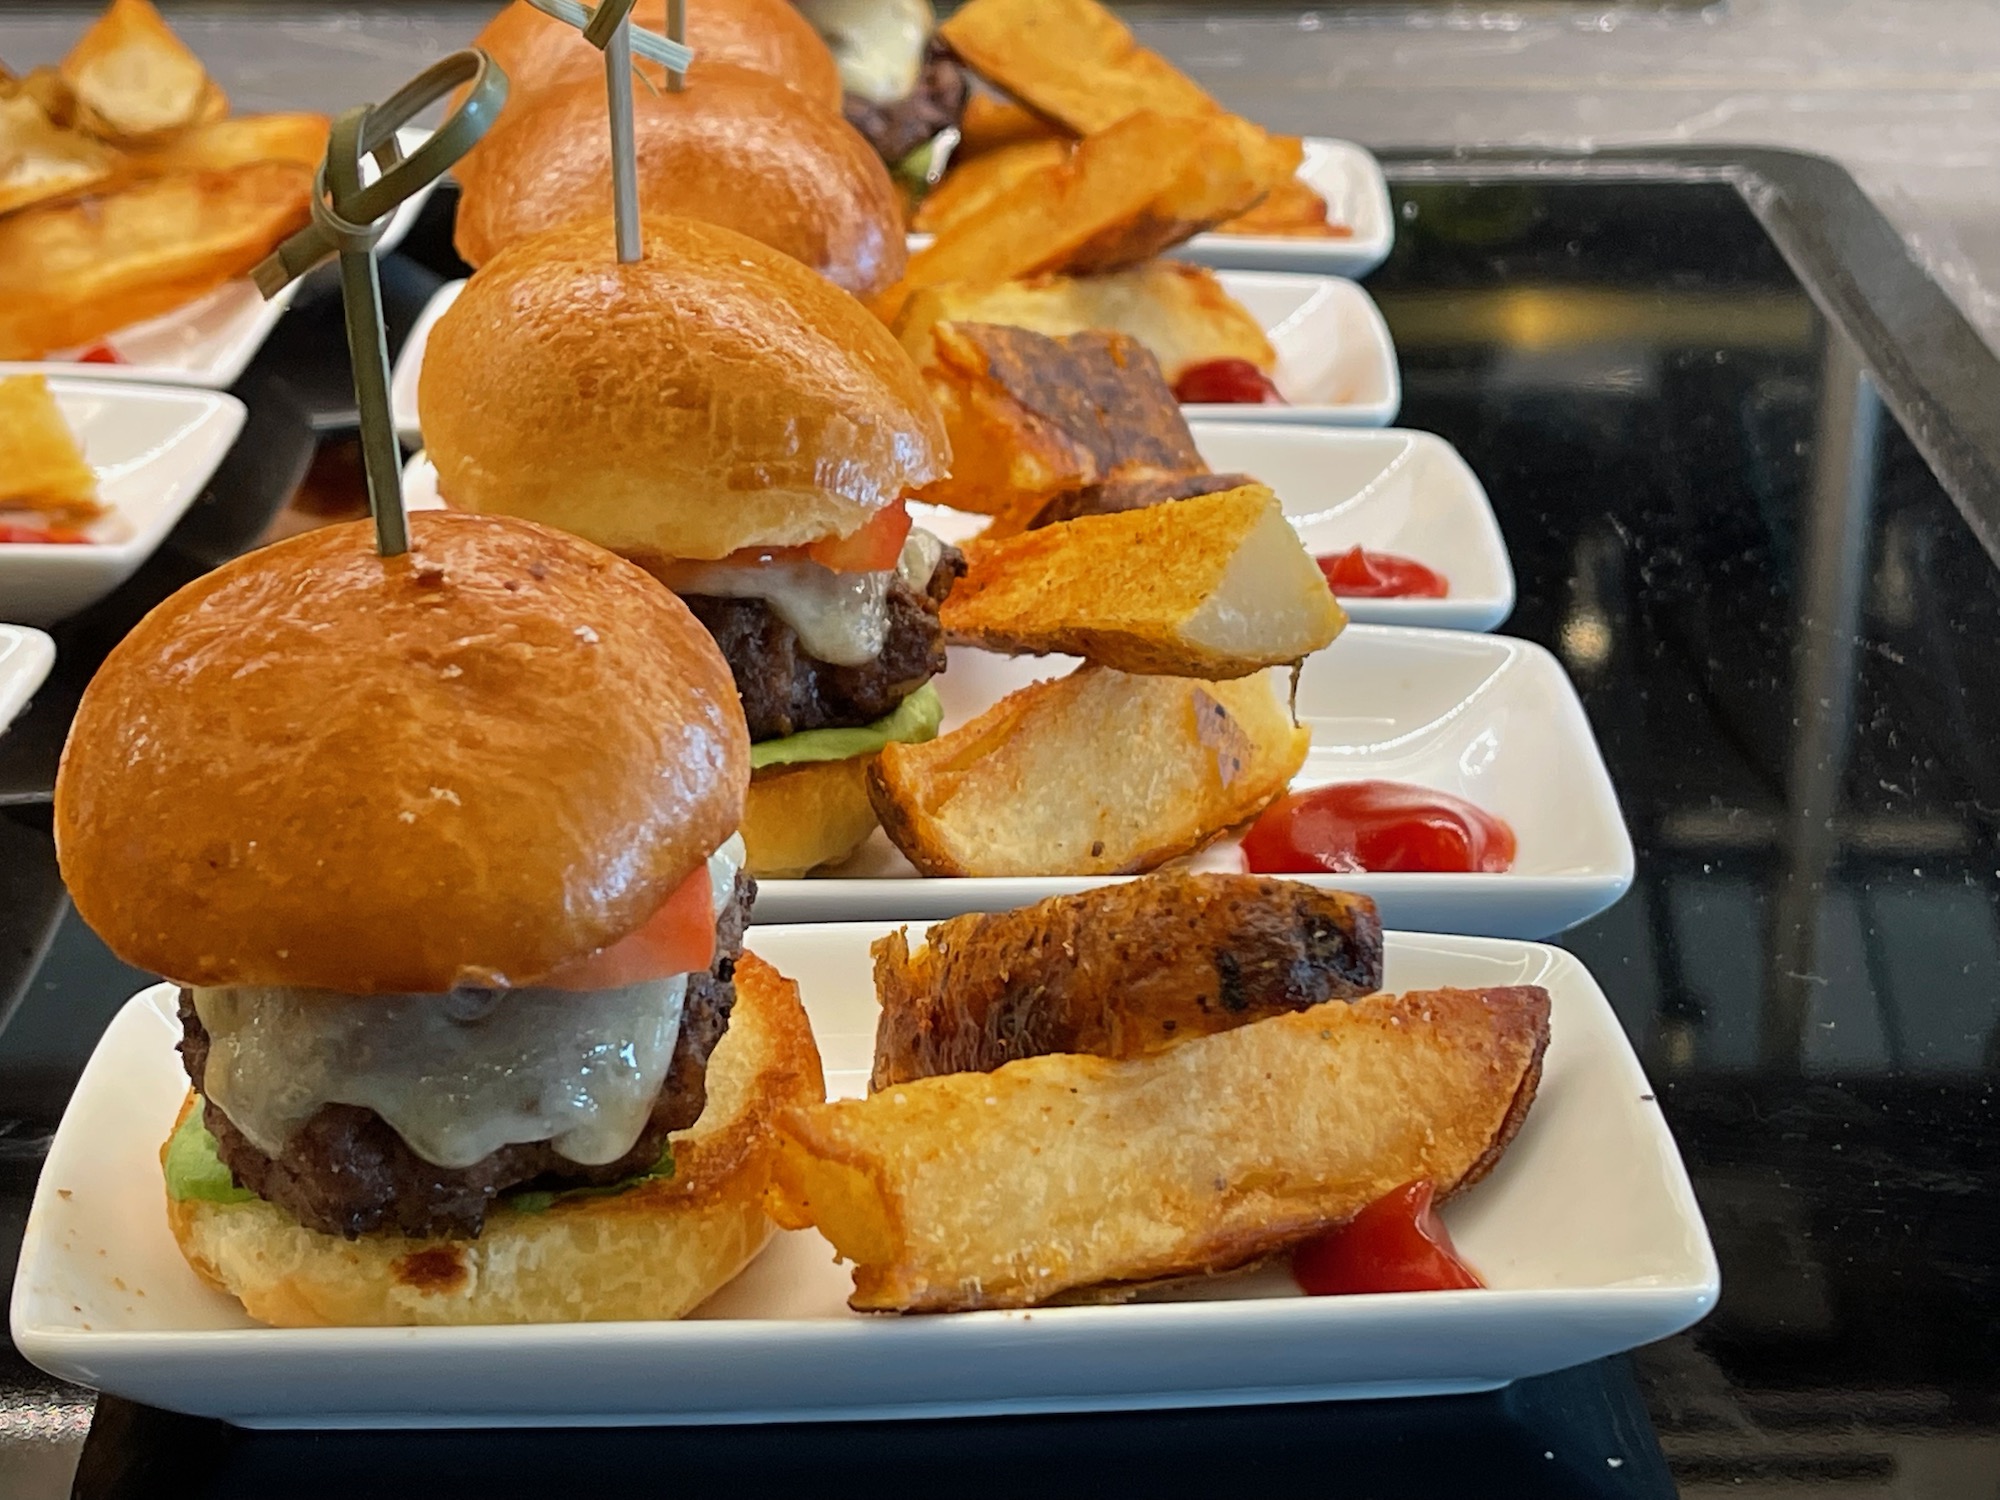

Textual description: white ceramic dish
[0,624,55,736]
[907,424,1512,632]
[1173,137,1396,278]
[0,376,246,626]
[11,927,1715,1428]
[911,138,1394,279]
[767,625,1631,936]
[32,128,436,390]
[388,269,1399,441]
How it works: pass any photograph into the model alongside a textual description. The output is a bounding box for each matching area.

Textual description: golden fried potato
[0,374,100,519]
[911,137,1067,236]
[60,0,226,146]
[897,261,1276,384]
[1218,172,1345,238]
[867,663,1307,877]
[913,324,1200,517]
[0,161,312,359]
[0,90,120,215]
[2,64,82,128]
[944,484,1345,678]
[870,873,1383,1088]
[954,94,1066,159]
[940,0,1216,134]
[124,112,330,176]
[772,984,1552,1311]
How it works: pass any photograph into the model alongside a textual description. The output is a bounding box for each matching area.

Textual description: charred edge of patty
[179,873,758,1241]
[680,547,964,742]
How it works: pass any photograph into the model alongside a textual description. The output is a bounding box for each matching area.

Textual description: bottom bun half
[742,757,881,879]
[165,952,824,1328]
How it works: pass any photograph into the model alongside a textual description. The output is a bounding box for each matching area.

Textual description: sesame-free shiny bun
[467,0,841,119]
[54,512,749,994]
[454,65,905,298]
[420,215,949,562]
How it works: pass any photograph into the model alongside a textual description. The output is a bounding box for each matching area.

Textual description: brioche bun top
[54,511,748,995]
[454,64,905,298]
[467,0,841,118]
[419,214,948,562]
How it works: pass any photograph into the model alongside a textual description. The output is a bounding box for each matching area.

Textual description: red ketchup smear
[1241,780,1517,875]
[1173,358,1286,405]
[0,522,88,544]
[1318,546,1448,599]
[76,343,123,365]
[1293,1181,1483,1295]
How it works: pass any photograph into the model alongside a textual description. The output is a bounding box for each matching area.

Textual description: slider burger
[454,62,907,298]
[794,0,969,173]
[53,512,824,1326]
[420,214,958,879]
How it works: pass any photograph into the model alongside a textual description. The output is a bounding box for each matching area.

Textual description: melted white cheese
[194,838,745,1171]
[669,528,943,668]
[797,0,933,103]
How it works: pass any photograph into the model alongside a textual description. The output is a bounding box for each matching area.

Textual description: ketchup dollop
[0,521,88,544]
[1293,1181,1483,1295]
[76,343,123,365]
[1318,546,1449,599]
[1173,358,1286,405]
[1240,780,1517,875]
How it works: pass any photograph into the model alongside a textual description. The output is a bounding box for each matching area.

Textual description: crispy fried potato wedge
[773,984,1552,1311]
[2,64,83,129]
[940,0,1216,134]
[61,0,225,145]
[0,161,312,360]
[944,484,1345,678]
[911,137,1068,236]
[0,374,101,518]
[897,261,1275,384]
[954,93,1067,159]
[867,664,1307,877]
[870,874,1383,1088]
[1219,173,1346,238]
[913,324,1202,516]
[124,112,330,176]
[1003,470,1258,538]
[0,91,120,215]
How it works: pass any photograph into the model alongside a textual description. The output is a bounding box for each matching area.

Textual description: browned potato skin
[870,874,1383,1089]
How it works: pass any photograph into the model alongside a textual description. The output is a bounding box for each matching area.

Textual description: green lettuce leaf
[503,1149,674,1216]
[749,682,943,771]
[163,1100,256,1205]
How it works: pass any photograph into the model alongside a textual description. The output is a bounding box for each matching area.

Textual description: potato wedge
[2,64,82,129]
[0,374,100,518]
[60,0,225,146]
[897,261,1275,384]
[773,983,1552,1311]
[940,0,1216,134]
[911,137,1068,237]
[867,664,1307,877]
[0,160,312,360]
[0,91,120,216]
[124,112,330,176]
[914,323,1203,516]
[944,485,1345,678]
[870,873,1383,1088]
[1219,173,1345,238]
[954,93,1066,159]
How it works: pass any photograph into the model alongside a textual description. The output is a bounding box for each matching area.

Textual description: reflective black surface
[3,158,1999,1496]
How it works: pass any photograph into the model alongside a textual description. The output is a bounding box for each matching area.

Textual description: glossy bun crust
[421,215,949,562]
[467,0,841,117]
[166,953,826,1326]
[54,512,749,994]
[454,65,906,298]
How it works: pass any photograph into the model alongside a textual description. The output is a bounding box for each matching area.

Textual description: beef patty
[842,38,969,167]
[180,873,757,1241]
[681,549,964,741]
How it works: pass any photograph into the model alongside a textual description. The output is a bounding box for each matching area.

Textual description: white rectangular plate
[11,928,1716,1428]
[767,625,1632,937]
[32,129,436,390]
[0,624,55,734]
[388,269,1399,442]
[0,374,247,626]
[1173,137,1396,278]
[909,424,1512,631]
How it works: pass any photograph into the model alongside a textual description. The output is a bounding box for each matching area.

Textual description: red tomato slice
[543,865,715,991]
[1292,1180,1484,1295]
[807,501,912,573]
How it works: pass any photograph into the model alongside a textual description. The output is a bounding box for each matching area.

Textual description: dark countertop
[3,154,1999,1496]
